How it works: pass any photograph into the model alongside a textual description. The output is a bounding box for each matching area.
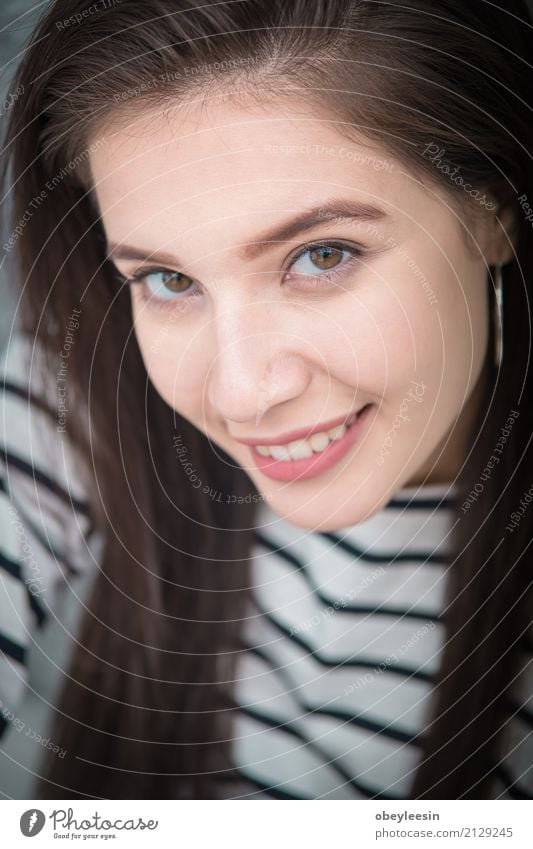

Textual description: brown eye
[140,269,197,301]
[160,271,193,292]
[285,241,363,288]
[309,245,344,270]
[120,266,201,310]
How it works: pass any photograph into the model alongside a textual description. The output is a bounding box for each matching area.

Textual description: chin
[261,493,380,532]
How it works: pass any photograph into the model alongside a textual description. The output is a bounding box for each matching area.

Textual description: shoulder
[1,331,89,504]
[1,330,95,543]
[0,330,101,656]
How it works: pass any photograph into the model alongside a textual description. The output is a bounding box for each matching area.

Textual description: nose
[206,301,312,426]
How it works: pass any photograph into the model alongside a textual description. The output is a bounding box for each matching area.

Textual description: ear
[477,195,519,266]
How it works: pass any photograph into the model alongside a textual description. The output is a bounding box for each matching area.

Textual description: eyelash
[116,239,366,313]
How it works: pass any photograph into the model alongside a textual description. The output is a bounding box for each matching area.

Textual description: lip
[233,408,363,447]
[248,403,374,482]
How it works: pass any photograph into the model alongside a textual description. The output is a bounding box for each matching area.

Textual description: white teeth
[255,412,359,461]
[327,423,347,441]
[270,444,292,461]
[286,438,314,460]
[309,431,330,452]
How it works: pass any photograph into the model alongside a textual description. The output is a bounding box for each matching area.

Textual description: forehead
[89,95,426,243]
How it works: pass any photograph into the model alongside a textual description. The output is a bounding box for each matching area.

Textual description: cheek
[324,244,484,421]
[319,282,432,397]
[375,240,487,391]
[131,307,209,414]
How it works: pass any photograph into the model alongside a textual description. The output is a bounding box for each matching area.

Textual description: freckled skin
[90,96,514,531]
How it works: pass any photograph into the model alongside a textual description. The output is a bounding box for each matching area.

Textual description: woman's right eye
[120,267,198,305]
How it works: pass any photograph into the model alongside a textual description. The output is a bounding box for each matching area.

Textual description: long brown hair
[2,0,532,799]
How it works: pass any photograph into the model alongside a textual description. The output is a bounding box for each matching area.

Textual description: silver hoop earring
[493,265,504,369]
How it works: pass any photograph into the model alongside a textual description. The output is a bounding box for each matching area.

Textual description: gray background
[1,1,47,350]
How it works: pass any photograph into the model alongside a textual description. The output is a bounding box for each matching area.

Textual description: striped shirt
[232,491,533,799]
[1,334,532,799]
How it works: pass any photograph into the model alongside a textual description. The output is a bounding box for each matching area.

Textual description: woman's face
[90,94,508,530]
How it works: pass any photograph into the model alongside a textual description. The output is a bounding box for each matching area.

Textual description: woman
[0,0,532,800]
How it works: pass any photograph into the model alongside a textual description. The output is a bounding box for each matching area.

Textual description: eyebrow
[106,198,388,266]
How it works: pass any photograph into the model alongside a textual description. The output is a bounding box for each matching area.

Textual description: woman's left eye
[285,241,363,287]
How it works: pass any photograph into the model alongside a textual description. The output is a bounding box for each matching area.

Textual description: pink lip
[233,409,363,447]
[249,403,374,482]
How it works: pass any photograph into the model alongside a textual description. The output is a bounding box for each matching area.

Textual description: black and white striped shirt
[232,490,533,799]
[1,334,532,799]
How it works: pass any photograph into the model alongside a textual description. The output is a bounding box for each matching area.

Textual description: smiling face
[89,93,511,530]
